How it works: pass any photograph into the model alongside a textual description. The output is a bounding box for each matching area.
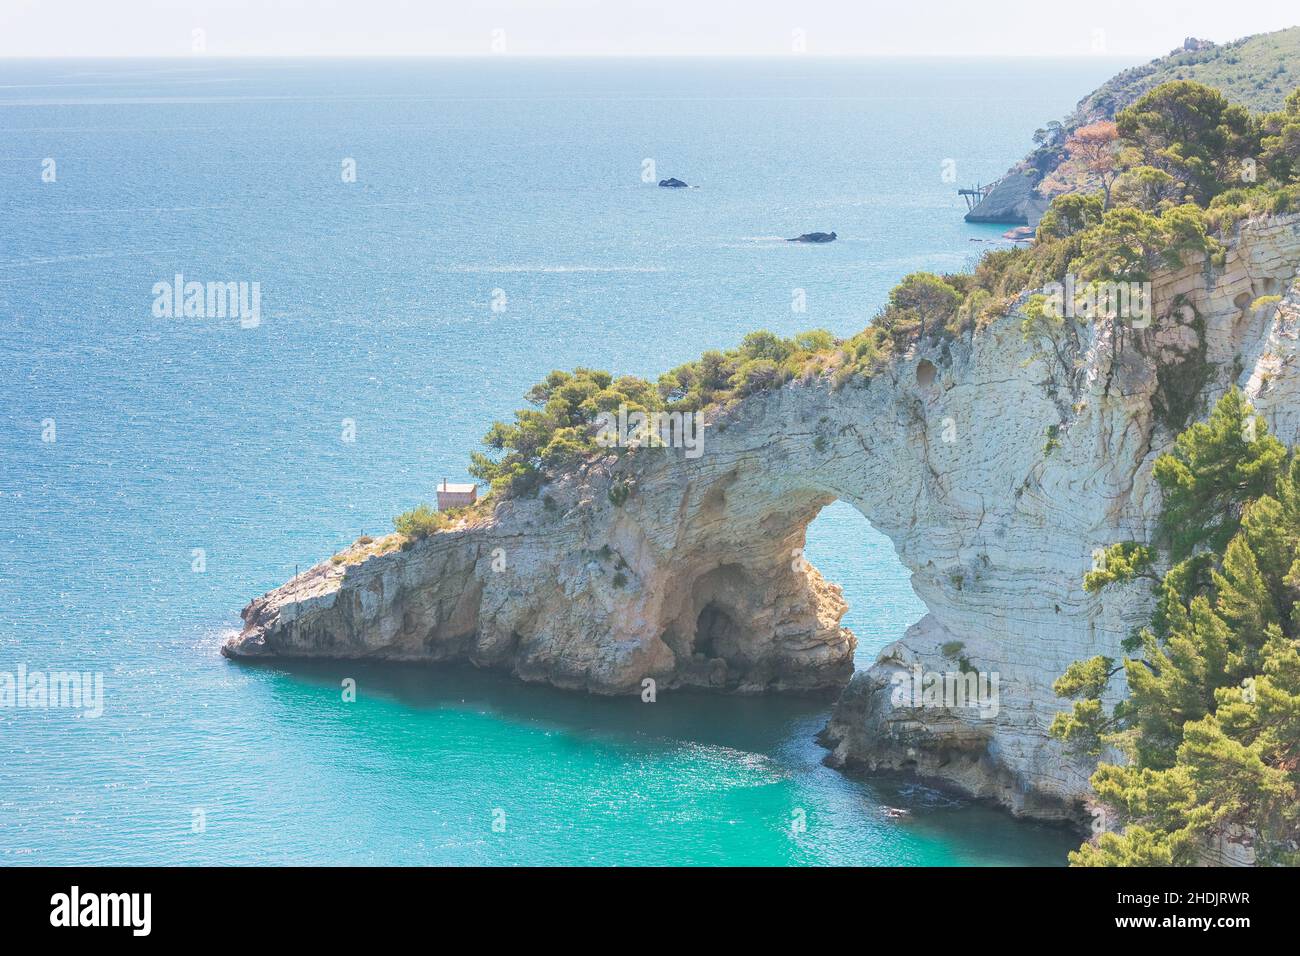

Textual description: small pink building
[436,479,477,510]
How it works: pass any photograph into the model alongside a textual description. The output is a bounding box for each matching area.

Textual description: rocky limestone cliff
[225,214,1300,821]
[820,213,1300,820]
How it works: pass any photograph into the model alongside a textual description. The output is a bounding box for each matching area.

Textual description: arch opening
[651,485,921,692]
[802,499,925,669]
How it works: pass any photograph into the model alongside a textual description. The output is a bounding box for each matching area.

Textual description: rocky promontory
[225,214,1300,821]
[965,28,1300,224]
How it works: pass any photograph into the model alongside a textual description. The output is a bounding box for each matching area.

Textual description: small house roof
[438,483,477,494]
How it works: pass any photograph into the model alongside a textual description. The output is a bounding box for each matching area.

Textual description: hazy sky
[1,0,1297,58]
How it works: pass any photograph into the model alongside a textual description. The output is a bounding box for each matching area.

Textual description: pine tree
[1051,390,1300,865]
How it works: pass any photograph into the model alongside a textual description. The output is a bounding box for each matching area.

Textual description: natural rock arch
[227,215,1300,819]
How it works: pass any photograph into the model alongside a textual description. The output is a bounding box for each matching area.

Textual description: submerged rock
[787,231,837,243]
[658,177,688,188]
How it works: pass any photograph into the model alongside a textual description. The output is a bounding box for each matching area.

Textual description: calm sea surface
[0,57,1126,864]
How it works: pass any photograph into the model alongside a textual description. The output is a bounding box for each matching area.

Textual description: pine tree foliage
[1053,390,1300,865]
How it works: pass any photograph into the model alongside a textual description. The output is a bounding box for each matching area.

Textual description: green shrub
[393,503,446,540]
[1043,423,1062,455]
[608,479,630,507]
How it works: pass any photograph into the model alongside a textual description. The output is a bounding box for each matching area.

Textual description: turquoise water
[0,57,1121,865]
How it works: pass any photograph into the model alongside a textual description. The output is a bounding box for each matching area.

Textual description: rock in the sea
[787,231,837,243]
[225,214,1300,822]
[658,177,688,188]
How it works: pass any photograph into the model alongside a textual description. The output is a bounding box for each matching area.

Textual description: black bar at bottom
[0,865,1283,940]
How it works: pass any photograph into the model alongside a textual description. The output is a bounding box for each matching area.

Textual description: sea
[0,55,1131,864]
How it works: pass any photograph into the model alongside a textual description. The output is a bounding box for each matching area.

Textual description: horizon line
[0,51,1157,61]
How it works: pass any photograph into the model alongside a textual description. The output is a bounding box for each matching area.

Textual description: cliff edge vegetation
[1053,389,1300,865]
[452,79,1299,514]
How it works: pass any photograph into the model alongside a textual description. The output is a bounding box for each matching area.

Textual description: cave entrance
[694,602,740,661]
[803,500,924,668]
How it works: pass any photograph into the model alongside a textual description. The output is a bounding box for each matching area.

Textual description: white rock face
[225,214,1300,820]
[822,213,1300,819]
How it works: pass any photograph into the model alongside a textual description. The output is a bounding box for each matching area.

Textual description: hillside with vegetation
[456,79,1300,506]
[1077,29,1300,121]
[968,27,1300,222]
